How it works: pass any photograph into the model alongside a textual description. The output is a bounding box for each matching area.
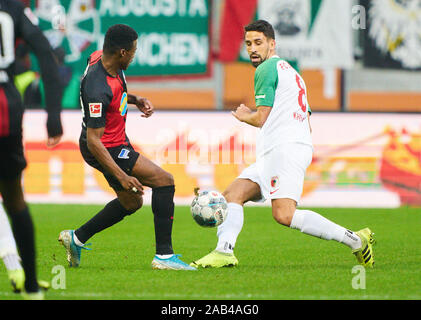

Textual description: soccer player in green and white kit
[191,20,375,269]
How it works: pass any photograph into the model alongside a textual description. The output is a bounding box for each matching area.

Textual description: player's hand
[135,97,154,118]
[232,104,252,122]
[119,175,144,195]
[46,135,62,148]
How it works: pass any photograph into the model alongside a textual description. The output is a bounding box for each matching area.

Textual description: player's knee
[272,209,293,227]
[223,190,245,206]
[121,196,143,214]
[164,172,174,186]
[153,171,174,187]
[2,199,26,215]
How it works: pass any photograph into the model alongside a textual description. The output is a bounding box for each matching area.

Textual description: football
[191,190,228,227]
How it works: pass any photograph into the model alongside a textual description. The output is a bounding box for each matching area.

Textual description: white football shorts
[238,143,313,204]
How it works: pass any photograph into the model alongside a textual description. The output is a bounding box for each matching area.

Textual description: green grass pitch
[0,204,420,300]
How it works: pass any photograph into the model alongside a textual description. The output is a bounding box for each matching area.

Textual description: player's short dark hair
[103,24,138,55]
[244,20,275,40]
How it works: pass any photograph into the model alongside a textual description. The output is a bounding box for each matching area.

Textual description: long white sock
[290,209,361,250]
[2,254,22,270]
[0,204,22,270]
[216,203,244,254]
[0,205,19,256]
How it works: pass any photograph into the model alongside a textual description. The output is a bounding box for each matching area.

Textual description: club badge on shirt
[89,103,102,117]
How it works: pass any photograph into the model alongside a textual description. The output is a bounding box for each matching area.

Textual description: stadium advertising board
[21,111,421,208]
[31,0,210,77]
[250,0,354,68]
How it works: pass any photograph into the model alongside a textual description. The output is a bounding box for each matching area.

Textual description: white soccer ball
[191,190,228,227]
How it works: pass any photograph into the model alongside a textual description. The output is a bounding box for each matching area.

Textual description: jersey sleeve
[254,59,278,107]
[15,4,64,137]
[83,77,112,129]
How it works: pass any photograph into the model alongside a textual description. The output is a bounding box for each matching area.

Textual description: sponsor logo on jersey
[120,92,128,116]
[89,103,102,117]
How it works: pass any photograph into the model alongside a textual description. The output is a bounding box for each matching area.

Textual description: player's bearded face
[245,31,275,68]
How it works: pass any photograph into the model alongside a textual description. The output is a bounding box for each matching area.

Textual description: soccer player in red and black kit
[59,24,196,270]
[0,0,63,299]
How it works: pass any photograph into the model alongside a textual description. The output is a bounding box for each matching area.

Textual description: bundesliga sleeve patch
[89,103,102,118]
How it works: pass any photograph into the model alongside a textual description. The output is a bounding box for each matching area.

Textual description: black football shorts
[79,138,140,191]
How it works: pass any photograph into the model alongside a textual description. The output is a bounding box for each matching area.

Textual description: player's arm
[86,127,143,193]
[234,58,276,127]
[127,93,154,118]
[232,104,271,128]
[16,6,63,146]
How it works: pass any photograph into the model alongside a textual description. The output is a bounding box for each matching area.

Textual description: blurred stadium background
[18,0,421,208]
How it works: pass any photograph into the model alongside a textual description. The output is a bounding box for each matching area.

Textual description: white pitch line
[1,291,420,300]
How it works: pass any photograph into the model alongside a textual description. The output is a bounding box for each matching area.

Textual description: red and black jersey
[0,0,62,138]
[80,50,129,148]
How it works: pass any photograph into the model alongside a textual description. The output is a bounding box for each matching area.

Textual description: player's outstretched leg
[190,203,241,268]
[280,205,376,267]
[58,198,139,267]
[191,179,260,268]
